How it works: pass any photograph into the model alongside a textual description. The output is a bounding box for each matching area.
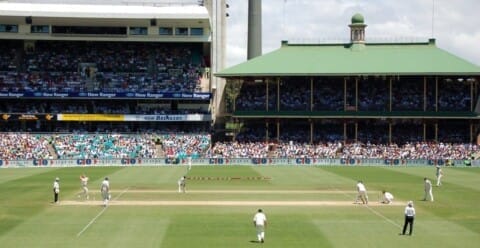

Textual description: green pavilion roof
[216,39,480,77]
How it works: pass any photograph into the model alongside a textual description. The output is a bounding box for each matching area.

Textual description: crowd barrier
[0,158,478,168]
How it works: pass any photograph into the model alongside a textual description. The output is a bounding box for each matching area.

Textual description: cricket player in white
[187,156,192,171]
[355,181,368,204]
[178,176,186,193]
[79,174,89,200]
[101,177,110,207]
[53,177,60,203]
[423,177,434,201]
[253,209,267,243]
[435,166,443,186]
[381,191,394,204]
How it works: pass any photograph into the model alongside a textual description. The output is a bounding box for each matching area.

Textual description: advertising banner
[1,158,478,168]
[0,91,211,100]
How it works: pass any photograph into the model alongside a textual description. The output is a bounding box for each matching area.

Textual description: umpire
[53,177,60,203]
[401,201,415,235]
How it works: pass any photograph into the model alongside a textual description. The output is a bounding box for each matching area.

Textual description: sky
[5,0,479,68]
[225,0,480,67]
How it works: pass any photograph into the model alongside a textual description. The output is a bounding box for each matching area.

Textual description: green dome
[351,13,365,24]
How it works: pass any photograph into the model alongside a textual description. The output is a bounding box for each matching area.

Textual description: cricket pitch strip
[63,190,402,206]
[60,200,403,206]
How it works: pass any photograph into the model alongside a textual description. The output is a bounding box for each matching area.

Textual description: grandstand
[0,0,229,160]
[215,13,480,160]
[1,3,480,162]
[1,6,480,248]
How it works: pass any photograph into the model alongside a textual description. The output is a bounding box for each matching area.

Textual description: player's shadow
[249,240,261,243]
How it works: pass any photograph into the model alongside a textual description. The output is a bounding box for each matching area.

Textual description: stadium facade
[216,13,480,144]
[0,0,228,132]
[1,2,480,163]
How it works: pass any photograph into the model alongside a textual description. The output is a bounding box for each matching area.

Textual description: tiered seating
[51,133,157,159]
[0,41,204,93]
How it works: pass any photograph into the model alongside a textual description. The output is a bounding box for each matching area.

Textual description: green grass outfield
[0,165,479,248]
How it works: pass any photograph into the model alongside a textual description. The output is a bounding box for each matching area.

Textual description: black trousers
[53,189,59,203]
[402,216,414,235]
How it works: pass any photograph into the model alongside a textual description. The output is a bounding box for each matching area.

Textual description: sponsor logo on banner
[295,158,311,164]
[209,158,224,164]
[121,158,137,165]
[33,159,49,166]
[428,159,445,166]
[251,158,269,165]
[340,158,357,165]
[0,91,211,99]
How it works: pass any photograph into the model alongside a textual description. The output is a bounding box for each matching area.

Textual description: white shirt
[436,167,443,176]
[253,212,267,226]
[178,177,185,186]
[101,180,110,192]
[81,176,89,187]
[384,192,394,200]
[404,205,415,217]
[424,179,432,191]
[357,182,366,192]
[53,181,60,192]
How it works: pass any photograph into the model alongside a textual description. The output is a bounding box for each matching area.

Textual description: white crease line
[76,187,129,237]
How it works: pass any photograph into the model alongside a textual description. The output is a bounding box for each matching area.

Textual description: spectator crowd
[0,41,205,94]
[0,132,477,161]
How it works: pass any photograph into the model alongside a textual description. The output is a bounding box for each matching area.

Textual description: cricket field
[0,165,479,247]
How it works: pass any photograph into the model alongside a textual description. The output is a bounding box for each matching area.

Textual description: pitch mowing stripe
[61,200,403,206]
[108,189,359,194]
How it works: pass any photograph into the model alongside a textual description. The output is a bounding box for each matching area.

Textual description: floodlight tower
[247,0,262,59]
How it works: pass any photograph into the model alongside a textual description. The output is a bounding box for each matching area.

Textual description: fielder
[435,166,443,186]
[187,156,192,171]
[101,177,110,207]
[253,209,267,243]
[355,180,369,204]
[423,177,434,201]
[381,191,394,204]
[178,176,186,193]
[79,174,89,200]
